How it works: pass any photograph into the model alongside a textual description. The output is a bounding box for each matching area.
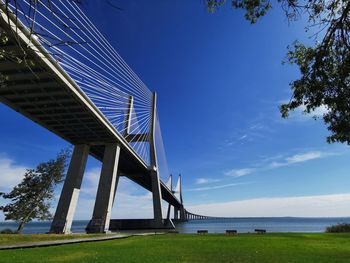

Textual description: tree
[0,150,70,233]
[207,0,350,144]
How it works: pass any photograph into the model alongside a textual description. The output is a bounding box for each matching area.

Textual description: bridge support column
[180,206,186,221]
[166,203,171,220]
[86,143,120,233]
[150,169,164,228]
[50,145,89,234]
[174,208,178,219]
[148,93,166,228]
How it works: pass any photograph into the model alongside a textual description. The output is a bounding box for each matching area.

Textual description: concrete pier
[180,206,186,221]
[109,219,174,230]
[174,208,179,220]
[50,145,90,234]
[150,169,164,228]
[87,144,121,233]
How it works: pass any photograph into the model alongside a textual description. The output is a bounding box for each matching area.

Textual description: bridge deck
[0,11,180,208]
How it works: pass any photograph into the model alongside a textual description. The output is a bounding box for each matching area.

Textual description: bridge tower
[166,174,173,220]
[178,174,187,221]
[173,174,186,221]
[148,93,166,228]
[49,93,170,233]
[85,92,169,232]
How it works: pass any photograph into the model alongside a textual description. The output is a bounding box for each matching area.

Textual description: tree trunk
[17,220,26,233]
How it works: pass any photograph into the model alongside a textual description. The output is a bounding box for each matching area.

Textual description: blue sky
[1,0,350,220]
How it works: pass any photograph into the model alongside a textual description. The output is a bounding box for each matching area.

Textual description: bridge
[0,0,214,233]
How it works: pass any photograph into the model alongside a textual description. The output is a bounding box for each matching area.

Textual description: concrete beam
[125,133,149,143]
[123,96,133,137]
[50,144,89,234]
[86,144,121,233]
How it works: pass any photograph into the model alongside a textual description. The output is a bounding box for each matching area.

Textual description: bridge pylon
[172,174,187,222]
[86,143,121,233]
[148,93,167,228]
[49,92,174,234]
[50,145,90,234]
[166,174,173,220]
[85,92,172,232]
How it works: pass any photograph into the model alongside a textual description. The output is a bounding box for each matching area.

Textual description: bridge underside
[0,40,143,174]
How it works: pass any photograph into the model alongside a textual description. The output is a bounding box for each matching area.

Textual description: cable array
[173,177,181,201]
[154,113,170,181]
[6,0,154,164]
[165,176,172,190]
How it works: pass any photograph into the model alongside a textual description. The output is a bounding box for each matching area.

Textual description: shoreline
[2,216,350,234]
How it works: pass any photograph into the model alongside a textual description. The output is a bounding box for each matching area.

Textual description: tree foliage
[0,150,70,233]
[207,0,350,144]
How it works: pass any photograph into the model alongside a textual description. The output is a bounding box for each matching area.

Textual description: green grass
[1,233,350,262]
[0,233,105,246]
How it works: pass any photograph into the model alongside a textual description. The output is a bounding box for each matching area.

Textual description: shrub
[0,228,17,234]
[326,223,350,233]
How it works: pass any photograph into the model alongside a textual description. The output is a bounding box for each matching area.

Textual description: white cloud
[225,168,255,177]
[279,100,329,121]
[195,178,220,185]
[0,156,28,190]
[85,167,101,185]
[0,156,30,221]
[80,167,101,197]
[187,182,249,192]
[311,105,329,117]
[238,134,248,140]
[249,123,265,131]
[269,151,333,168]
[223,150,340,182]
[187,193,350,217]
[74,191,155,220]
[286,151,322,163]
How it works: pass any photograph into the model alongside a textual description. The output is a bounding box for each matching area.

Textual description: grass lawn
[1,233,350,262]
[0,233,105,246]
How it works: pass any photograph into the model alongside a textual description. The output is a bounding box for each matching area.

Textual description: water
[174,217,350,233]
[1,217,350,234]
[0,220,88,234]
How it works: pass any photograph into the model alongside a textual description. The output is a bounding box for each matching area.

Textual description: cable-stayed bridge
[0,0,211,233]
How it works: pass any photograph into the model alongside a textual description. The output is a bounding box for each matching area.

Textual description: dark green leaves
[232,0,272,24]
